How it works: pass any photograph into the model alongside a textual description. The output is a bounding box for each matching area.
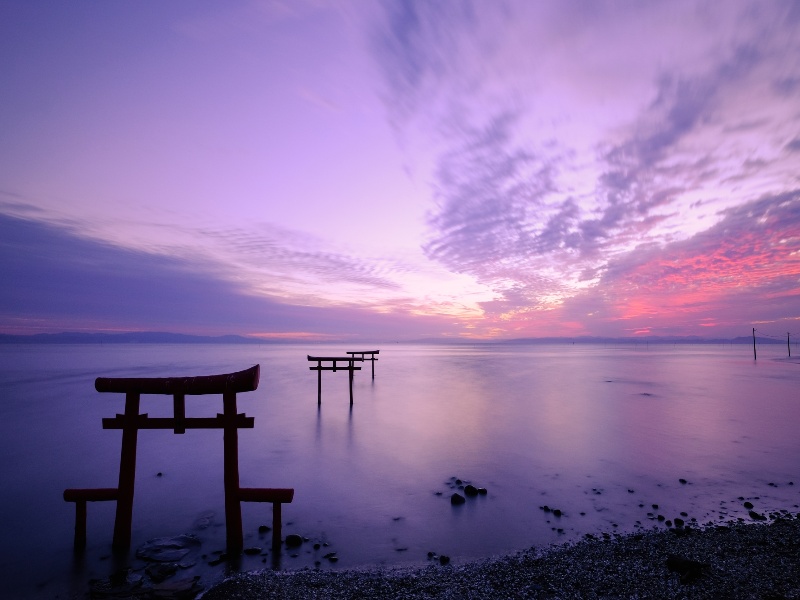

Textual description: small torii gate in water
[63,365,293,553]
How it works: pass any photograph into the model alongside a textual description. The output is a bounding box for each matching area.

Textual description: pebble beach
[200,516,800,599]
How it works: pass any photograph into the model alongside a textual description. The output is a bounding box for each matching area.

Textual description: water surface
[1,342,798,598]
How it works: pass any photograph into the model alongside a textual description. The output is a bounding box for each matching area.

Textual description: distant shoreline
[0,331,788,346]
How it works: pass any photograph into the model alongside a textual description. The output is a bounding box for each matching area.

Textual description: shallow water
[0,342,798,598]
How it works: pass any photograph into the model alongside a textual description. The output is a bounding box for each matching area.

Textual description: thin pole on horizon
[753,328,757,361]
[788,333,791,358]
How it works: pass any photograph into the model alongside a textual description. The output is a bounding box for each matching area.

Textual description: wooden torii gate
[346,350,379,379]
[63,365,293,553]
[307,355,363,405]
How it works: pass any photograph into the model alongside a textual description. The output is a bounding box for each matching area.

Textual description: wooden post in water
[316,360,322,406]
[348,359,355,406]
[112,391,140,549]
[222,391,244,552]
[788,333,792,358]
[752,328,757,361]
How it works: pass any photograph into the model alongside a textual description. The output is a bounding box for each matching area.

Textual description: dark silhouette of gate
[63,364,293,553]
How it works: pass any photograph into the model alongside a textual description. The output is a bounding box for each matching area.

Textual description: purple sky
[1,1,799,341]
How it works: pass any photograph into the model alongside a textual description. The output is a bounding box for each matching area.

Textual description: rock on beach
[201,517,800,599]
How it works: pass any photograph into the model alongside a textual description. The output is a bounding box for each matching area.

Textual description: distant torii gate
[307,355,363,405]
[346,350,379,379]
[63,365,293,553]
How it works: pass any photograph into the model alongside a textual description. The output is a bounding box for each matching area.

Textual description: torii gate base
[63,365,293,554]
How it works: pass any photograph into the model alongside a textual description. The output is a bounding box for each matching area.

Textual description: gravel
[199,517,800,599]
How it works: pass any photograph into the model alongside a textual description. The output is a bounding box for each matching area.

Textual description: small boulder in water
[136,534,201,563]
[285,534,303,548]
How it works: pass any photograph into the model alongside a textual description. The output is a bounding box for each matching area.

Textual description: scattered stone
[451,493,466,505]
[258,525,271,534]
[464,484,479,497]
[208,554,227,566]
[674,518,685,527]
[313,543,321,550]
[193,511,215,530]
[666,554,708,584]
[749,510,767,521]
[744,501,754,509]
[243,547,261,555]
[439,555,450,565]
[152,575,203,598]
[679,478,687,484]
[552,509,562,517]
[156,472,163,477]
[136,534,201,563]
[478,487,488,495]
[285,534,303,548]
[145,562,178,583]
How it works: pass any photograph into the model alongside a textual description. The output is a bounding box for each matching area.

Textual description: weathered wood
[113,392,140,549]
[346,350,379,379]
[173,394,186,434]
[63,488,119,502]
[222,391,243,551]
[238,488,294,503]
[63,488,119,550]
[95,365,260,395]
[238,488,294,551]
[307,356,363,405]
[102,415,255,430]
[64,363,294,555]
[307,356,363,370]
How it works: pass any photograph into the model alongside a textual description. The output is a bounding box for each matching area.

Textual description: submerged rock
[450,493,466,505]
[285,534,303,548]
[136,534,201,563]
[145,562,178,583]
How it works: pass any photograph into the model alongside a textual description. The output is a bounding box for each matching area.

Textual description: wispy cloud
[369,0,800,336]
[555,190,800,336]
[3,1,799,339]
[0,212,459,339]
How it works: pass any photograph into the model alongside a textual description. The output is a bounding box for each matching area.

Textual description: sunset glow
[1,1,798,340]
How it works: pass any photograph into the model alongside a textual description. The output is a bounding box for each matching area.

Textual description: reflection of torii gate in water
[63,365,293,553]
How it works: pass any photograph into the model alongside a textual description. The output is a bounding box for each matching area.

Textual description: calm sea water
[1,342,798,598]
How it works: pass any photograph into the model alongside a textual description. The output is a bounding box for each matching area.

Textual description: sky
[1,0,799,341]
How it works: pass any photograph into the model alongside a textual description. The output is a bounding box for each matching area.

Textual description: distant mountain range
[0,331,788,345]
[0,331,270,344]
